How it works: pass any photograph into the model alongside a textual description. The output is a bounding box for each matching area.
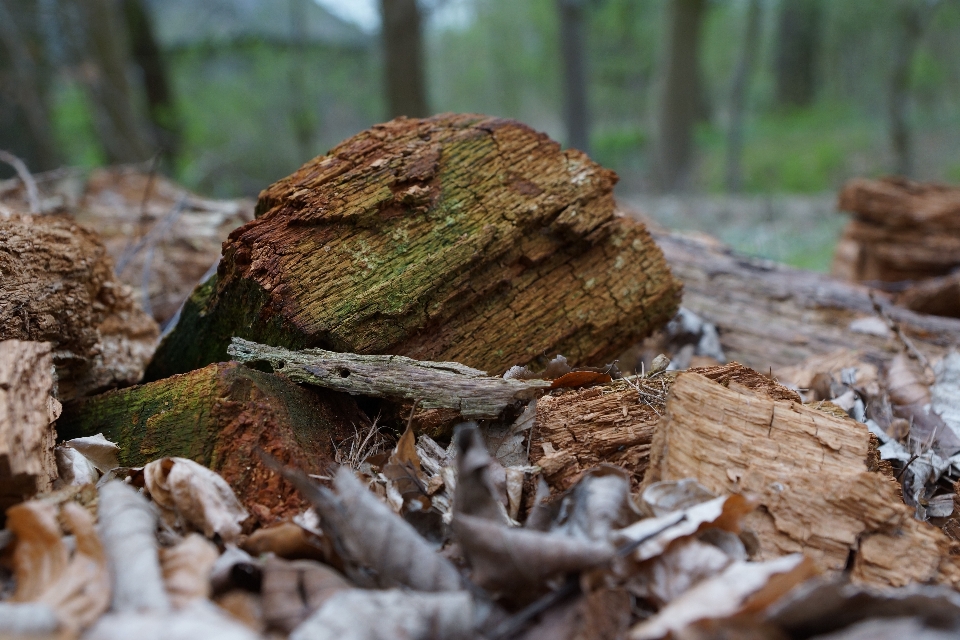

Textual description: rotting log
[228,338,550,419]
[0,213,158,400]
[641,225,960,373]
[834,176,960,283]
[530,363,800,492]
[57,362,366,522]
[146,114,681,380]
[0,340,59,512]
[643,371,960,588]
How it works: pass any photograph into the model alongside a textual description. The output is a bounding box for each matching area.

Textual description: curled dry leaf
[210,546,261,595]
[0,602,60,636]
[160,533,220,608]
[214,590,264,633]
[613,494,754,563]
[97,480,171,613]
[267,457,463,592]
[555,466,639,542]
[241,521,329,561]
[144,457,248,543]
[84,600,262,640]
[626,537,736,608]
[455,423,511,524]
[6,499,111,634]
[629,554,818,640]
[887,353,930,407]
[62,434,120,474]
[55,447,100,486]
[641,479,716,517]
[452,512,613,594]
[383,423,430,514]
[289,589,474,640]
[261,556,351,633]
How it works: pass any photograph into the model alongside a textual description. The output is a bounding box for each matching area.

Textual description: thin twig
[0,149,40,213]
[870,291,932,377]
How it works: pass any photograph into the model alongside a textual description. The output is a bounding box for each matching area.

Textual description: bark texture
[644,371,960,588]
[774,0,820,109]
[0,213,159,400]
[0,340,59,512]
[57,362,365,522]
[228,338,550,419]
[643,223,960,373]
[834,176,960,283]
[148,114,681,381]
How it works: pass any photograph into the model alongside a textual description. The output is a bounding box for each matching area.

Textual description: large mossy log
[146,114,681,380]
[57,362,366,521]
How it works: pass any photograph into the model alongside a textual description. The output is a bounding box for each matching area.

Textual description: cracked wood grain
[147,114,680,380]
[228,338,550,419]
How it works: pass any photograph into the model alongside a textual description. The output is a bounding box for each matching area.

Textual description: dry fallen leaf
[98,480,171,613]
[241,521,329,561]
[144,457,248,543]
[84,600,262,640]
[261,556,351,633]
[629,554,818,639]
[289,589,474,640]
[62,433,120,474]
[160,533,220,608]
[55,447,100,486]
[6,499,110,634]
[455,423,511,524]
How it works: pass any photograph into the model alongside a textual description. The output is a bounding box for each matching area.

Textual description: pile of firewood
[3,114,960,639]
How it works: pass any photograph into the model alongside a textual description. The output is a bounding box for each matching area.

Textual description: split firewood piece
[531,363,795,492]
[834,176,960,283]
[57,362,365,521]
[644,371,960,588]
[0,340,59,513]
[147,114,681,380]
[0,214,158,400]
[229,338,551,418]
[643,225,960,371]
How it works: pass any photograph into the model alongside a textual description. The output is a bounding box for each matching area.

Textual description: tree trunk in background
[380,0,429,119]
[888,0,941,178]
[774,0,821,108]
[288,0,316,162]
[65,0,154,164]
[121,0,182,165]
[0,0,60,176]
[654,0,706,192]
[557,0,590,154]
[724,0,763,193]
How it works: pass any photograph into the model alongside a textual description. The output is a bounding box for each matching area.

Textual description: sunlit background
[3,0,959,270]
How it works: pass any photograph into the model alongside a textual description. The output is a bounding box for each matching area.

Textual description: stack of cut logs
[3,114,960,638]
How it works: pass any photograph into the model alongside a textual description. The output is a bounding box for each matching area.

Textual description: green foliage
[50,82,106,169]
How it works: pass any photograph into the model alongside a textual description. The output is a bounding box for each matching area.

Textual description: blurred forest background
[2,0,959,270]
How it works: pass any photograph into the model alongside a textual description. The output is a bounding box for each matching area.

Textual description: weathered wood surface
[0,340,59,512]
[644,371,960,588]
[0,213,159,400]
[147,114,681,380]
[228,338,550,419]
[0,167,254,326]
[834,176,960,283]
[644,226,960,373]
[531,363,801,492]
[57,362,365,522]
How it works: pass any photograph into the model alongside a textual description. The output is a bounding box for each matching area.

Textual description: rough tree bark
[0,340,59,514]
[121,0,182,164]
[774,0,821,109]
[380,0,429,119]
[558,0,591,154]
[0,0,60,175]
[725,0,763,193]
[63,0,154,163]
[147,114,681,381]
[639,221,960,372]
[57,362,366,522]
[644,371,960,588]
[0,214,159,400]
[655,0,707,192]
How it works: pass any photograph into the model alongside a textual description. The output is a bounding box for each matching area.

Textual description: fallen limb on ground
[644,370,960,587]
[228,337,551,418]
